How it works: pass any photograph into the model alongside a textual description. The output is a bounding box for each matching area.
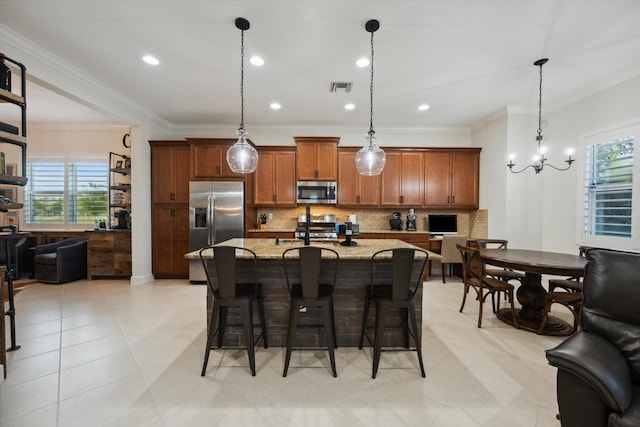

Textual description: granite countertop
[185,238,441,260]
[247,228,430,234]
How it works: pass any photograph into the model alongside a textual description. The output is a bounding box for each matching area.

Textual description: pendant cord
[239,28,245,130]
[369,30,375,137]
[537,62,543,145]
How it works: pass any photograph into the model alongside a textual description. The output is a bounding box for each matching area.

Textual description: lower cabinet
[152,205,189,278]
[87,231,132,279]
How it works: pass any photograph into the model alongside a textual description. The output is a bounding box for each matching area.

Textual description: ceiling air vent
[329,82,353,93]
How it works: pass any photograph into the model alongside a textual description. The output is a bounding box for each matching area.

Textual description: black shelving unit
[0,55,28,189]
[108,152,131,229]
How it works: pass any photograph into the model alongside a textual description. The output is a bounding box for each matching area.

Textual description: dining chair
[472,239,525,285]
[199,245,268,377]
[438,234,469,283]
[457,244,519,329]
[359,247,428,379]
[547,246,591,293]
[281,246,340,377]
[537,291,583,334]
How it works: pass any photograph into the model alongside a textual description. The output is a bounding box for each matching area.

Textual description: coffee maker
[406,208,417,231]
[389,211,403,230]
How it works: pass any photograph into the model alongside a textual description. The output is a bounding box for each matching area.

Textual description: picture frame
[6,163,16,176]
[0,187,16,202]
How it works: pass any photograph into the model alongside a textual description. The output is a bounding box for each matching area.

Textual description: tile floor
[0,275,569,426]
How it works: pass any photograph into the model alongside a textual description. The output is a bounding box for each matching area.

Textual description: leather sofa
[34,238,88,284]
[545,248,640,427]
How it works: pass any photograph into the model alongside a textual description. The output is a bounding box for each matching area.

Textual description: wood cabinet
[150,140,191,278]
[152,205,190,278]
[294,137,338,181]
[253,148,296,206]
[380,151,424,206]
[337,150,380,206]
[424,150,479,209]
[188,138,246,180]
[247,231,294,239]
[151,141,190,204]
[87,231,131,279]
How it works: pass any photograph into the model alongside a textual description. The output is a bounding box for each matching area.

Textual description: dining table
[479,248,587,336]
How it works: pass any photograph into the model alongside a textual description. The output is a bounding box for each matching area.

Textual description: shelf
[110,185,131,192]
[0,201,23,211]
[110,167,130,176]
[0,175,28,186]
[0,130,26,145]
[109,203,131,209]
[0,88,25,106]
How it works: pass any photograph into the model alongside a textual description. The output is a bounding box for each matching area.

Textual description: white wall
[475,74,640,254]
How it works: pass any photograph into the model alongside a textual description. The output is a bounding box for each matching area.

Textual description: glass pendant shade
[227,128,258,173]
[355,132,386,176]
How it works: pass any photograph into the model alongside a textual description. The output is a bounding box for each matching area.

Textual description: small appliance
[406,208,417,231]
[389,211,403,230]
[294,213,338,240]
[296,181,337,204]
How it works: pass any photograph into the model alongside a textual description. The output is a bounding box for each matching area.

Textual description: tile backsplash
[255,207,488,239]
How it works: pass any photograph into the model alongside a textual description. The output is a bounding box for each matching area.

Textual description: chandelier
[226,17,259,174]
[355,19,386,176]
[507,58,574,174]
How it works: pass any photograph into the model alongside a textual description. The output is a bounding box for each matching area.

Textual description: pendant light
[507,58,574,174]
[227,17,259,174]
[355,19,386,176]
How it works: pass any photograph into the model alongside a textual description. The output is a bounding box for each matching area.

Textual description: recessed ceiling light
[270,102,281,110]
[250,56,264,66]
[345,103,355,110]
[356,57,369,68]
[142,55,159,65]
[418,104,430,111]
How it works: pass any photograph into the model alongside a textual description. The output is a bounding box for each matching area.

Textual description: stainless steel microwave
[296,181,337,204]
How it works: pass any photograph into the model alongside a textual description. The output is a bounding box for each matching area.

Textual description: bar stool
[282,246,339,377]
[359,248,428,379]
[199,245,268,377]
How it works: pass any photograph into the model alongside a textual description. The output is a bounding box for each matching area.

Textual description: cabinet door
[296,143,318,180]
[173,205,190,276]
[274,151,297,205]
[380,152,403,206]
[152,205,177,276]
[152,147,175,203]
[380,152,422,206]
[191,144,222,179]
[315,142,338,180]
[451,151,479,208]
[424,152,452,208]
[338,152,380,206]
[173,146,191,203]
[401,152,424,206]
[254,151,276,205]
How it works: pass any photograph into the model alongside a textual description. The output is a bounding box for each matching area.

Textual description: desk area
[480,248,587,335]
[186,238,441,347]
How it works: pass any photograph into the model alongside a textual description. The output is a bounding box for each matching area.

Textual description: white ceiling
[2,0,640,129]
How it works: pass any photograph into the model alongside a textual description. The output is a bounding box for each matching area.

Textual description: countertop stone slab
[186,238,441,260]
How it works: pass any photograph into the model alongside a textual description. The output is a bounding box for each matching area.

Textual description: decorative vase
[0,54,11,91]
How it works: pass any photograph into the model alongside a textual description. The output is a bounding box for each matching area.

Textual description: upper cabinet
[187,138,246,180]
[253,148,297,206]
[424,149,480,209]
[337,150,380,206]
[294,137,338,181]
[150,141,190,204]
[380,151,424,207]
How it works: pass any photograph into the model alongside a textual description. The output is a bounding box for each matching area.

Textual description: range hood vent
[329,82,353,93]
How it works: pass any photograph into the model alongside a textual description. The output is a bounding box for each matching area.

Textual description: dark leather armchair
[34,238,88,284]
[545,248,640,427]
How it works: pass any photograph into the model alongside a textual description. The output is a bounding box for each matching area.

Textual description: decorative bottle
[0,54,11,91]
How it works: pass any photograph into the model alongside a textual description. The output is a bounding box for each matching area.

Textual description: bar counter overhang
[185,238,441,347]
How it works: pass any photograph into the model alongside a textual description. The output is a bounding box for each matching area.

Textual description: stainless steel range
[294,213,338,240]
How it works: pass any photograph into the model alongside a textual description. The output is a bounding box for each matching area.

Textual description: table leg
[496,272,573,336]
[4,239,20,351]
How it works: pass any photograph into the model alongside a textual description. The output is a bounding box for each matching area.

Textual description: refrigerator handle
[208,194,215,245]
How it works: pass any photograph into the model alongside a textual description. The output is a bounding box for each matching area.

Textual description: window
[24,159,108,226]
[580,121,640,250]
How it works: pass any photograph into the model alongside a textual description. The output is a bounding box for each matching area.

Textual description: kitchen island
[185,238,441,347]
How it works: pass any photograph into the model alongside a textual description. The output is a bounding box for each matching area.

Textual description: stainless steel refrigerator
[189,181,245,283]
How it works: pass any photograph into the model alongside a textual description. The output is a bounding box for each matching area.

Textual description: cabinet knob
[357,195,360,203]
[400,195,404,204]
[452,195,455,204]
